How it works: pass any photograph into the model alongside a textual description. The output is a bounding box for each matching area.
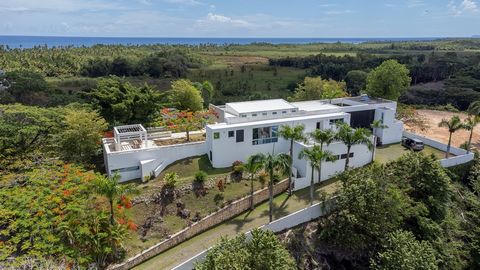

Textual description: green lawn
[375,143,447,164]
[133,178,340,270]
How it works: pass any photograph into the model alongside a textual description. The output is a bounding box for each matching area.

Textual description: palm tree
[242,155,264,210]
[370,120,388,161]
[256,152,291,222]
[298,145,335,205]
[336,123,373,170]
[94,173,139,225]
[310,128,336,152]
[466,101,480,154]
[438,115,464,158]
[278,124,305,194]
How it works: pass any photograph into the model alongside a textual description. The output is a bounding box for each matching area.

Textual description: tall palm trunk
[250,175,254,210]
[446,132,452,158]
[310,164,315,205]
[109,198,114,225]
[288,139,294,194]
[372,133,377,162]
[345,145,351,171]
[468,129,474,154]
[268,168,274,222]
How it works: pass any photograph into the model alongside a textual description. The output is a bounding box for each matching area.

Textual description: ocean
[0,36,444,49]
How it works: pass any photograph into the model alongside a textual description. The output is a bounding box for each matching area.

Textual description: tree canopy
[168,79,204,112]
[290,76,347,101]
[196,229,296,270]
[366,60,411,100]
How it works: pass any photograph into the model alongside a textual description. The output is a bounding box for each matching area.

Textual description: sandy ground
[404,109,480,150]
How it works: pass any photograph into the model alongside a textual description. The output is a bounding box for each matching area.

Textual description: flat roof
[208,111,348,130]
[290,101,340,112]
[226,99,297,114]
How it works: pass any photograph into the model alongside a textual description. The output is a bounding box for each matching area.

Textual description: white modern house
[103,95,404,189]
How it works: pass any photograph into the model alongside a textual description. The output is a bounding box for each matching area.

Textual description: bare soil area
[404,109,480,150]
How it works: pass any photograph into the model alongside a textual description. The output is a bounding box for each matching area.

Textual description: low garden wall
[172,198,337,270]
[108,179,290,270]
[403,131,474,168]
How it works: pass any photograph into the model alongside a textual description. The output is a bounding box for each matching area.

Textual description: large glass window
[252,126,278,145]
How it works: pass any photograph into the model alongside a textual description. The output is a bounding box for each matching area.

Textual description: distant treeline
[81,51,199,78]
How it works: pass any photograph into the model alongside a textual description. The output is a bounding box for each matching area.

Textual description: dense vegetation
[1,39,480,268]
[280,152,480,269]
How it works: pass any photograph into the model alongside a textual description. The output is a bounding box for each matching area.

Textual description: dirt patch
[214,56,269,67]
[404,109,480,150]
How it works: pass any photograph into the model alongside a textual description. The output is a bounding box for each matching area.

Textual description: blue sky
[0,0,478,37]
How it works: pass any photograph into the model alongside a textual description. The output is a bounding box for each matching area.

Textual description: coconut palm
[370,120,388,161]
[94,173,139,225]
[278,124,305,194]
[298,145,335,205]
[242,155,264,210]
[466,101,480,153]
[310,128,336,152]
[438,115,464,158]
[256,152,291,222]
[463,116,479,154]
[336,123,373,170]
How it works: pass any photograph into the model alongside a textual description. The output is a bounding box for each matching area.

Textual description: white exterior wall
[374,107,404,145]
[105,142,207,182]
[292,140,373,191]
[206,114,350,168]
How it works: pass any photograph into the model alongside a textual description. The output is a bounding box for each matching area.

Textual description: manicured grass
[375,143,447,164]
[133,178,340,270]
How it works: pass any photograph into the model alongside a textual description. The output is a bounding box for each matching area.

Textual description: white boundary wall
[172,199,336,270]
[403,131,474,167]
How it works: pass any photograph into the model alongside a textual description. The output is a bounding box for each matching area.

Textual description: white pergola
[113,124,148,151]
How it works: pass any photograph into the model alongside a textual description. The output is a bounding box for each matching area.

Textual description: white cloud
[449,0,479,16]
[197,13,251,28]
[407,0,426,8]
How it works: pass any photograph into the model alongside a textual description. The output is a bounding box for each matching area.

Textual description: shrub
[233,165,244,174]
[214,193,224,205]
[194,171,208,183]
[217,179,225,192]
[163,172,178,188]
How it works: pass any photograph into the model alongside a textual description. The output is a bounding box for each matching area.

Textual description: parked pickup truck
[401,137,425,151]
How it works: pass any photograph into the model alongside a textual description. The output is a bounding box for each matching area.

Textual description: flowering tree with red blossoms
[157,108,218,141]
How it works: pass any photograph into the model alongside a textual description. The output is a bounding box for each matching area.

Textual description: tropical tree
[310,128,336,152]
[278,124,305,194]
[94,173,139,225]
[466,100,480,153]
[464,116,479,154]
[291,76,347,101]
[298,145,335,205]
[336,123,373,170]
[366,59,411,101]
[438,115,464,158]
[169,79,204,112]
[157,108,217,141]
[370,119,388,161]
[59,109,108,163]
[371,230,438,270]
[256,152,291,222]
[196,229,296,270]
[193,80,215,108]
[242,155,264,210]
